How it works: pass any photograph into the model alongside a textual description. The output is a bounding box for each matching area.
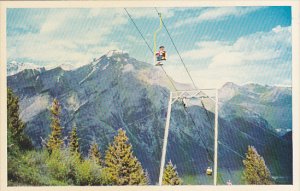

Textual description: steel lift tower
[158,89,219,186]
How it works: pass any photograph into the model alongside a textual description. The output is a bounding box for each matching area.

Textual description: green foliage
[7,88,25,137]
[47,98,63,152]
[46,148,82,184]
[45,148,112,186]
[74,160,94,185]
[8,149,68,186]
[7,88,33,150]
[7,88,35,185]
[104,129,148,185]
[8,146,114,186]
[89,142,102,166]
[242,145,273,185]
[74,159,112,185]
[46,149,71,182]
[162,161,183,185]
[69,127,81,156]
[7,93,149,186]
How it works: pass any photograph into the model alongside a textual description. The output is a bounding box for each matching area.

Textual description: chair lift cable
[184,107,214,162]
[124,8,178,91]
[125,8,261,183]
[200,98,214,137]
[124,8,152,52]
[182,104,226,184]
[200,100,278,166]
[150,9,223,180]
[218,141,245,159]
[154,7,198,90]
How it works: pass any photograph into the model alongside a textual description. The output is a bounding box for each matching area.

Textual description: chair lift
[154,13,167,66]
[182,97,188,108]
[227,179,232,185]
[206,166,213,176]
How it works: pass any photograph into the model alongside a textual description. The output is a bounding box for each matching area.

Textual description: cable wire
[124,8,178,91]
[124,8,153,53]
[180,104,214,163]
[154,7,198,90]
[181,102,226,184]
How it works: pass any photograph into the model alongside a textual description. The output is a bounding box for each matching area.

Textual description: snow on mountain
[218,82,241,102]
[7,61,45,76]
[218,82,292,135]
[260,86,292,104]
[7,52,293,184]
[7,57,101,76]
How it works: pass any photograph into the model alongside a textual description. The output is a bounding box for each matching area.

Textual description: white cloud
[180,25,291,68]
[87,9,121,18]
[175,7,263,28]
[181,41,229,60]
[40,10,80,34]
[166,25,291,88]
[7,9,291,88]
[8,9,127,67]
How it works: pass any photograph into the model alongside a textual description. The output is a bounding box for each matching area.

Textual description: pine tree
[7,88,32,150]
[104,129,148,185]
[47,98,63,152]
[162,161,183,185]
[7,88,25,137]
[242,145,273,185]
[69,127,80,156]
[89,142,102,166]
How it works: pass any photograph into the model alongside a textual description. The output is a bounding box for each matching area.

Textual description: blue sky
[7,6,292,88]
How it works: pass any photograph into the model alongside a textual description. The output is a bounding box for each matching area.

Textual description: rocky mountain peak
[7,61,46,76]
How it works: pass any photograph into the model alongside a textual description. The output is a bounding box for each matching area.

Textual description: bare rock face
[7,52,292,184]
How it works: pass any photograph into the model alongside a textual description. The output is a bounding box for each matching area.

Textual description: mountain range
[7,51,292,184]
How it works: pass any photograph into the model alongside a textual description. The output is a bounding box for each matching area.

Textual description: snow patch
[122,64,134,73]
[79,67,97,84]
[7,61,44,76]
[106,49,127,57]
[102,63,110,71]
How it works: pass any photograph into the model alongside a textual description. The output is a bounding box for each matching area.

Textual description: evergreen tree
[7,88,33,184]
[104,129,148,185]
[162,161,183,185]
[242,145,273,185]
[69,127,80,156]
[7,88,25,137]
[47,98,63,152]
[89,142,102,166]
[7,88,32,150]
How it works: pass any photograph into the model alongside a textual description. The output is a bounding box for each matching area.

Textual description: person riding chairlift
[156,46,167,65]
[226,179,232,185]
[206,166,213,176]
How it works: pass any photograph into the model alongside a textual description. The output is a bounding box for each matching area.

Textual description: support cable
[179,95,224,184]
[182,106,213,163]
[154,7,198,90]
[200,99,214,137]
[182,105,225,184]
[124,8,178,91]
[124,8,153,52]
